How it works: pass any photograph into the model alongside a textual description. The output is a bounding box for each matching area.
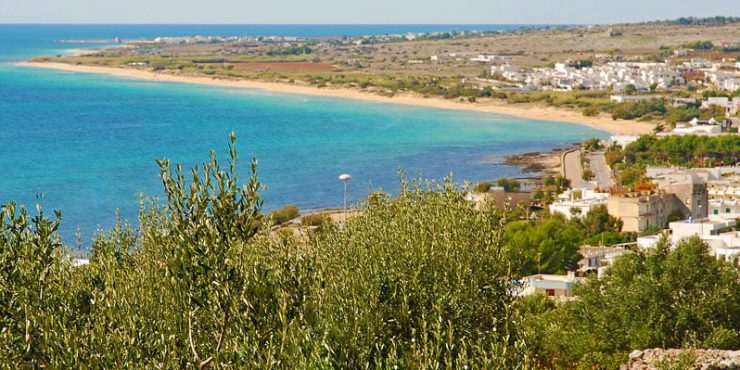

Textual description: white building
[610,95,662,103]
[721,78,740,92]
[610,135,640,148]
[517,272,584,301]
[577,245,629,275]
[647,166,739,221]
[702,97,740,115]
[660,117,722,136]
[471,55,509,63]
[506,61,685,91]
[549,188,609,220]
[637,218,739,262]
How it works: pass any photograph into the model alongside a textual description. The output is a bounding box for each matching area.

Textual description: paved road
[562,149,583,187]
[587,151,614,190]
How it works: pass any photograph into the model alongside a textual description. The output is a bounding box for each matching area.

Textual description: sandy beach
[19,61,655,136]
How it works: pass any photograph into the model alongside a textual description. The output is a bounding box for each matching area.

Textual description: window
[546,289,555,297]
[714,209,720,215]
[727,208,732,214]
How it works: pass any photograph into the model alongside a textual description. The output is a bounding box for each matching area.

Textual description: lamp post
[338,173,352,221]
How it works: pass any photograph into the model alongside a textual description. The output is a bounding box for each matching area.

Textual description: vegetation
[268,204,300,225]
[1,135,737,368]
[607,134,740,187]
[523,237,740,369]
[667,16,740,26]
[497,177,522,192]
[300,212,329,227]
[581,138,603,151]
[505,206,626,276]
[474,181,494,193]
[535,175,571,203]
[0,135,530,368]
[682,40,714,50]
[621,135,739,167]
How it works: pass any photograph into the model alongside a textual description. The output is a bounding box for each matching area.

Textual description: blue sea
[0,24,606,245]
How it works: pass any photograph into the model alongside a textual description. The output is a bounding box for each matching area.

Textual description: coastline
[18,61,655,136]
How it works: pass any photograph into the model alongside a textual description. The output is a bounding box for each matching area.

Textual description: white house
[660,117,722,136]
[610,135,640,148]
[577,245,628,274]
[517,272,584,301]
[721,78,740,92]
[636,218,739,262]
[549,189,609,220]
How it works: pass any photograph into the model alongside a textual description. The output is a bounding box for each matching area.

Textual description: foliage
[4,134,739,369]
[611,100,666,120]
[610,134,740,188]
[581,138,602,151]
[497,177,521,192]
[682,41,714,50]
[300,213,330,227]
[505,205,624,276]
[582,169,594,181]
[268,204,300,225]
[0,136,534,368]
[266,46,313,56]
[621,135,740,167]
[667,16,740,26]
[474,181,493,193]
[526,237,740,369]
[505,217,584,276]
[604,144,624,167]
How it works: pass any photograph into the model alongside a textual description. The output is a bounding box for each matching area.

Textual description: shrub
[582,169,595,180]
[301,213,329,227]
[269,204,300,225]
[474,181,493,193]
[496,178,521,192]
[583,107,600,116]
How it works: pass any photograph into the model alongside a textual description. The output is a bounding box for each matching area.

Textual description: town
[468,132,739,301]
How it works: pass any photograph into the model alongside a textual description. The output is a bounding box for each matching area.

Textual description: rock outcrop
[621,349,740,370]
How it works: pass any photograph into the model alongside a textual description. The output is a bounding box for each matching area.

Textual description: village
[471,132,739,301]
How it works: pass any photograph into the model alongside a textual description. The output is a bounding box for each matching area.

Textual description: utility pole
[339,173,352,221]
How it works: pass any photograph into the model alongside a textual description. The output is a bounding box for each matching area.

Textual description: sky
[1,0,739,24]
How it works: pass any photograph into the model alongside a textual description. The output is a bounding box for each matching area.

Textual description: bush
[583,107,600,117]
[269,204,300,225]
[301,213,329,227]
[582,169,595,180]
[474,181,493,193]
[496,178,521,192]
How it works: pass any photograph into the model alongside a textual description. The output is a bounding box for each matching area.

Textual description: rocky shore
[504,148,567,176]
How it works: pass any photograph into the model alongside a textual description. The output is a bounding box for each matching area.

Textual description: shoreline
[18,61,655,136]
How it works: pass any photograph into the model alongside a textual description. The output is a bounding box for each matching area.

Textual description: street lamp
[339,173,352,221]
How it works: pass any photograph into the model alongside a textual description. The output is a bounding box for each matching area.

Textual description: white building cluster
[494,59,740,92]
[549,188,609,220]
[494,62,685,92]
[646,165,740,221]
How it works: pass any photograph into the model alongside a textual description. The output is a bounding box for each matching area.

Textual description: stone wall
[622,349,740,370]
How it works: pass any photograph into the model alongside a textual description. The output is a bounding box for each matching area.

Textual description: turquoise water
[0,25,606,244]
